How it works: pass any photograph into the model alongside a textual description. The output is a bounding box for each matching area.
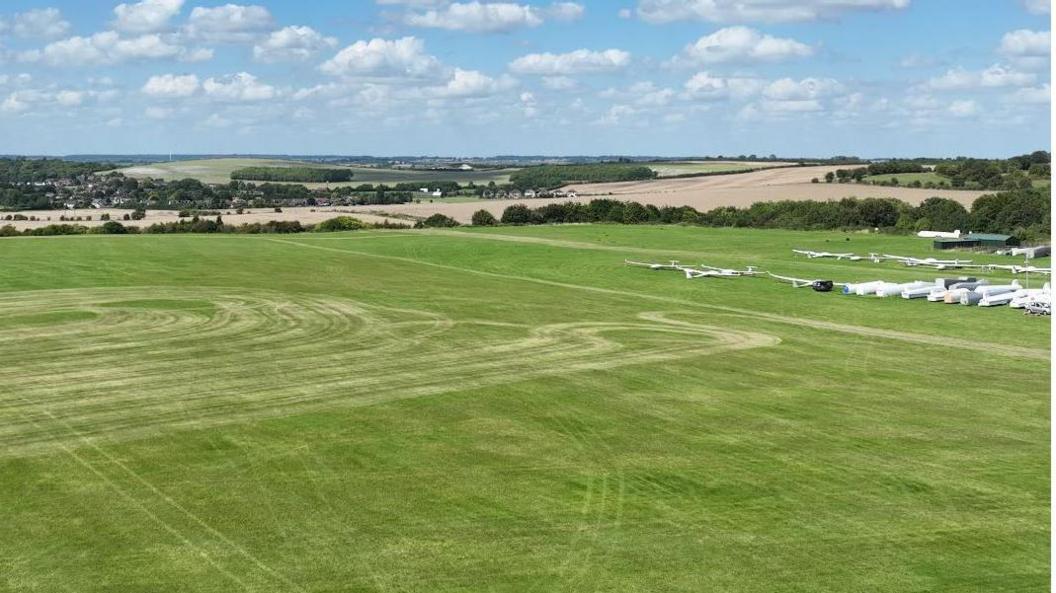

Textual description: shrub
[316,216,366,232]
[416,214,460,228]
[471,209,498,226]
[99,221,128,234]
[501,204,534,225]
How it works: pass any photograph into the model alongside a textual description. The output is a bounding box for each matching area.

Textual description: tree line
[469,188,1049,242]
[0,158,111,183]
[230,167,354,182]
[821,152,1050,191]
[0,215,407,238]
[509,164,657,189]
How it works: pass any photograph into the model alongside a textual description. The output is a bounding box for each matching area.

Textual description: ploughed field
[0,225,1048,592]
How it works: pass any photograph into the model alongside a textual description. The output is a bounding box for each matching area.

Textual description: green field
[0,225,1048,592]
[647,161,789,177]
[112,158,518,187]
[862,171,948,185]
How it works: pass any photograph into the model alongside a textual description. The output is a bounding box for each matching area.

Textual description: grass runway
[0,225,1049,592]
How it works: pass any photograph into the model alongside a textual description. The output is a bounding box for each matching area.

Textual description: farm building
[934,238,979,250]
[966,233,1019,248]
[933,233,1019,250]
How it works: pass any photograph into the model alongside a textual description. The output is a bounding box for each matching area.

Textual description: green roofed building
[933,233,1019,250]
[934,238,980,250]
[965,233,1019,247]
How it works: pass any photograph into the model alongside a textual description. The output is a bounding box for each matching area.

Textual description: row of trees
[509,164,657,189]
[819,153,1051,191]
[0,215,403,238]
[473,188,1049,241]
[863,162,926,176]
[0,158,110,183]
[230,167,354,182]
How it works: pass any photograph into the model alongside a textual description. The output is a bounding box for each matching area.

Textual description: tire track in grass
[0,289,777,457]
[12,409,259,592]
[41,411,308,593]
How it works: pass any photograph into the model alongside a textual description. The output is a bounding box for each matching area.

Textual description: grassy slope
[0,225,1048,593]
[113,158,517,187]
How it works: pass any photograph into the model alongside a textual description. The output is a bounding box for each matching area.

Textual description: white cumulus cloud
[113,0,185,33]
[636,0,910,24]
[202,72,277,101]
[6,8,71,39]
[55,90,85,106]
[1023,0,1050,15]
[320,37,442,78]
[398,1,583,32]
[928,64,1035,90]
[672,26,812,65]
[948,99,980,117]
[185,4,273,43]
[1007,83,1050,104]
[142,73,200,97]
[253,26,337,62]
[431,68,517,97]
[547,2,586,21]
[762,77,842,100]
[999,29,1051,59]
[404,2,543,32]
[509,48,630,75]
[683,72,764,99]
[26,31,209,66]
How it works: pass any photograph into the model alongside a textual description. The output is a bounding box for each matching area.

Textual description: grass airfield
[0,225,1048,592]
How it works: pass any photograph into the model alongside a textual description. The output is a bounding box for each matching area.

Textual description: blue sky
[0,0,1050,157]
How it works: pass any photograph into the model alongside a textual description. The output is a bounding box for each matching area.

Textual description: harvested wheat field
[340,166,987,223]
[3,167,988,228]
[1,207,404,230]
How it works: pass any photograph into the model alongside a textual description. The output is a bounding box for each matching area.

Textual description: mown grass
[0,225,1048,592]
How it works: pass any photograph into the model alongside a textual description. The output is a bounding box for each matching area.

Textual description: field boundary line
[262,237,1049,361]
